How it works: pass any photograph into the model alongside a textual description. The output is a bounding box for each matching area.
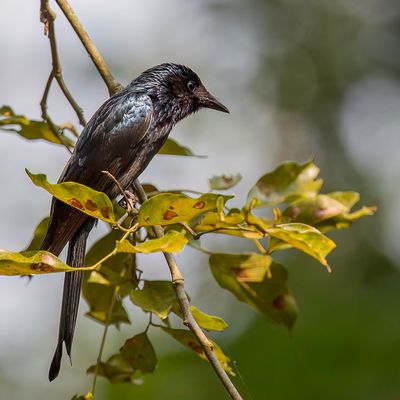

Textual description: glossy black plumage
[42,63,228,380]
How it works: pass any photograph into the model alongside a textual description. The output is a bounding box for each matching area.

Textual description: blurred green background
[1,0,399,399]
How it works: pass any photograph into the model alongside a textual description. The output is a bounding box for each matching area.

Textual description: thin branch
[91,285,117,395]
[55,0,123,96]
[145,188,205,197]
[40,70,73,153]
[40,0,87,126]
[49,1,243,398]
[134,180,243,400]
[102,170,138,215]
[91,260,127,397]
[252,239,267,254]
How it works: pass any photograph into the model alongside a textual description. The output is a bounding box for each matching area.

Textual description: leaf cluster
[0,108,375,384]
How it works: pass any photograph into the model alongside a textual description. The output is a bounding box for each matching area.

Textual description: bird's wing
[61,89,153,185]
[41,89,153,255]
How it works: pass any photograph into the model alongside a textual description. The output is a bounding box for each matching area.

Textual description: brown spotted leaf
[0,105,75,146]
[26,169,117,223]
[120,332,157,373]
[209,253,298,329]
[282,192,376,232]
[87,354,135,384]
[161,327,234,375]
[208,174,242,190]
[138,193,233,226]
[0,250,92,275]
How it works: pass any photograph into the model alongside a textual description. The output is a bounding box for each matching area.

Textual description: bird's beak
[198,87,230,113]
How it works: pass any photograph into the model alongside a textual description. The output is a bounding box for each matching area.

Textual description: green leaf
[138,193,233,226]
[328,191,360,209]
[83,230,132,325]
[158,138,196,156]
[117,231,188,254]
[120,332,157,373]
[208,174,242,190]
[141,183,159,197]
[172,305,228,331]
[0,105,74,146]
[195,211,265,239]
[161,327,234,375]
[190,306,228,331]
[267,223,336,269]
[130,281,177,319]
[247,161,322,207]
[83,283,130,325]
[24,217,49,251]
[88,333,157,383]
[282,192,376,232]
[26,169,117,223]
[87,354,135,384]
[0,250,91,275]
[209,253,298,329]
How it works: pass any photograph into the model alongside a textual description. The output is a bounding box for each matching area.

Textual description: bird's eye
[187,81,196,93]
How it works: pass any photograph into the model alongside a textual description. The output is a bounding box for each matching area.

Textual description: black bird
[42,63,229,381]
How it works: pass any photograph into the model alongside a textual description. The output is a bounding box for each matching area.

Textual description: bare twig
[92,265,129,395]
[252,239,267,254]
[48,1,243,398]
[102,170,137,214]
[55,0,123,96]
[40,0,87,127]
[91,285,117,395]
[40,69,73,153]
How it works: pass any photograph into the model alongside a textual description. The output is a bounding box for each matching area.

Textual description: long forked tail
[48,219,94,381]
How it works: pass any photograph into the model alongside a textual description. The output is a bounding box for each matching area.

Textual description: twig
[102,170,137,214]
[55,0,123,96]
[91,267,126,396]
[145,188,204,197]
[50,2,243,398]
[40,0,87,126]
[252,239,267,254]
[134,180,243,400]
[40,69,73,153]
[91,286,116,395]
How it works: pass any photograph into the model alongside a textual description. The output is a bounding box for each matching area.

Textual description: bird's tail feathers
[48,218,94,381]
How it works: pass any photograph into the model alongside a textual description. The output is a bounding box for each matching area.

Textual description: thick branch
[55,0,123,96]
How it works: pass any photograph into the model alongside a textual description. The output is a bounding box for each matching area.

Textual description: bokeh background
[1,0,400,399]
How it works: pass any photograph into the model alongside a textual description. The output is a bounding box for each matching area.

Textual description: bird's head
[132,63,229,124]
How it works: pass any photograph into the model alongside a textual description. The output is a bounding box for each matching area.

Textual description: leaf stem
[91,282,118,396]
[252,239,267,254]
